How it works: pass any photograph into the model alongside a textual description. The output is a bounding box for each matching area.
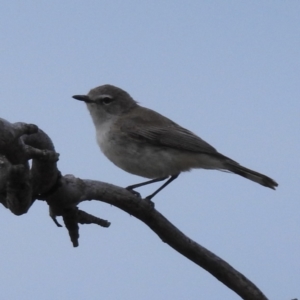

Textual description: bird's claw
[144,196,155,209]
[126,187,141,199]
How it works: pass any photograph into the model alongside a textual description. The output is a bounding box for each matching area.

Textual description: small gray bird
[73,84,278,200]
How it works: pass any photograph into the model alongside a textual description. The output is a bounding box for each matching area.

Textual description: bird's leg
[126,176,168,190]
[145,174,179,200]
[126,174,180,202]
[126,177,168,198]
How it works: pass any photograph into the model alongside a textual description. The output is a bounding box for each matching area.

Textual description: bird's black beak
[72,95,94,103]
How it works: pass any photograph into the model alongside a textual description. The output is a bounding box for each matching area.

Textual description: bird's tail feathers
[226,162,278,190]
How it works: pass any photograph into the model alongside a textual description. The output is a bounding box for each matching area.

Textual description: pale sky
[1,1,299,299]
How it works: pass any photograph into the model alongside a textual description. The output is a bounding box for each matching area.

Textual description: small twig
[78,209,111,227]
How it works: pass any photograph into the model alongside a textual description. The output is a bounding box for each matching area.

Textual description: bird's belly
[97,130,223,178]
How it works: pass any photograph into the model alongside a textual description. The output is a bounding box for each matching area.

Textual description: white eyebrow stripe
[99,94,113,99]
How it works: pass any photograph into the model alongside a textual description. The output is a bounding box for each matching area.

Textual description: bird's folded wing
[120,117,218,154]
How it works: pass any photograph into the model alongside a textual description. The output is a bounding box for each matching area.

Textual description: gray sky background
[1,1,299,299]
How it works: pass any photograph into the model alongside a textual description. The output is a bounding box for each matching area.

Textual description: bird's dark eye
[102,97,114,105]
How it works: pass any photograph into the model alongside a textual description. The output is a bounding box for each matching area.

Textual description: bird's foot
[126,187,155,209]
[144,196,155,209]
[126,187,141,199]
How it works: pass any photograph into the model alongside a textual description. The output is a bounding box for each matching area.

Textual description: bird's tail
[226,162,278,190]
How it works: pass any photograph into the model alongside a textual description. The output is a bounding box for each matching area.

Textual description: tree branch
[0,118,269,300]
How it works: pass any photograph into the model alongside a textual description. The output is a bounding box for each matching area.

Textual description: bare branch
[6,164,32,215]
[0,118,269,300]
[77,209,111,227]
[0,118,59,214]
[41,175,267,299]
